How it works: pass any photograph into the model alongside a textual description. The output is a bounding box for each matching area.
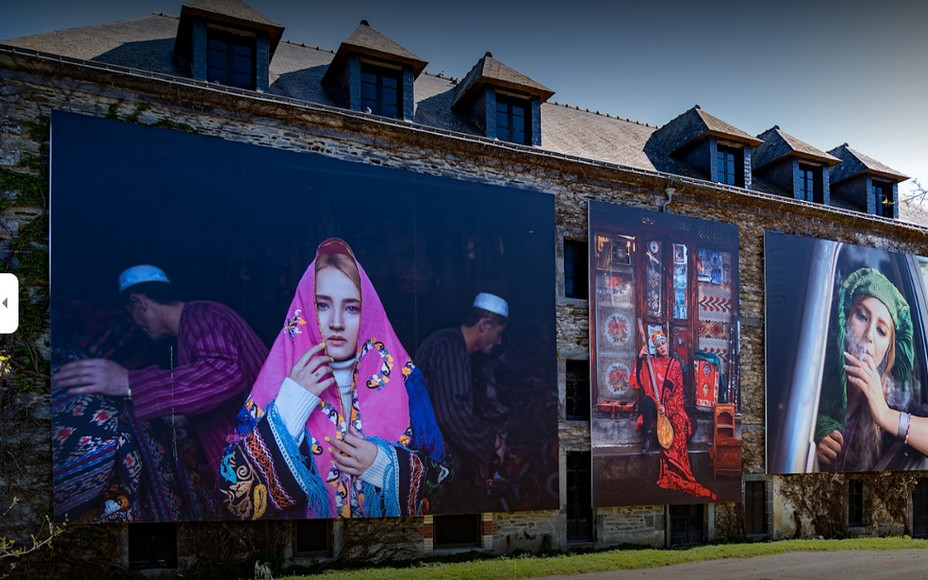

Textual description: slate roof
[452,52,554,109]
[828,144,909,184]
[0,1,909,200]
[753,126,840,170]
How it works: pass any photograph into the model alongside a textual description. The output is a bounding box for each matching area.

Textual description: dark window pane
[495,95,531,144]
[566,359,591,420]
[206,30,255,89]
[564,239,588,299]
[744,480,767,535]
[359,64,403,118]
[566,452,593,542]
[434,514,480,548]
[848,479,864,527]
[128,523,177,569]
[294,519,330,556]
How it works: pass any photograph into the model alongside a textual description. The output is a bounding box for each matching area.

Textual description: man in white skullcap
[52,264,268,521]
[416,292,509,512]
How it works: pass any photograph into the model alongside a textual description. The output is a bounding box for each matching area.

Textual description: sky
[2,0,926,196]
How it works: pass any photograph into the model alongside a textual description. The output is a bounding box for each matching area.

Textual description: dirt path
[530,549,928,579]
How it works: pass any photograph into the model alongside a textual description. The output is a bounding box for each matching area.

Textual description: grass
[282,537,928,580]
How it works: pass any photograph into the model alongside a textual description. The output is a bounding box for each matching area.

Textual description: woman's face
[845,295,893,369]
[315,266,361,362]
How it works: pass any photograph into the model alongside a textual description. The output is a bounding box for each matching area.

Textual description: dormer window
[646,106,760,190]
[827,143,907,219]
[452,52,553,146]
[751,126,837,204]
[360,62,401,118]
[173,0,283,93]
[322,21,427,121]
[495,93,530,145]
[206,29,256,90]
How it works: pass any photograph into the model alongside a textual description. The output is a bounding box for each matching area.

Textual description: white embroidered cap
[118,264,171,293]
[473,292,509,318]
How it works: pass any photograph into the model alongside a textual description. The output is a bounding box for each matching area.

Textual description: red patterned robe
[632,355,716,499]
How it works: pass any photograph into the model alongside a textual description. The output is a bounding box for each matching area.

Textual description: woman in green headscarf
[815,267,915,471]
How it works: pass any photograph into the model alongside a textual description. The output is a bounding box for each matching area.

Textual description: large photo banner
[766,231,928,474]
[49,111,558,522]
[589,201,741,506]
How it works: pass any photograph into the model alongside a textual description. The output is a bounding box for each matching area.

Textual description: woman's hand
[288,342,335,397]
[816,429,844,467]
[327,426,377,476]
[844,351,893,431]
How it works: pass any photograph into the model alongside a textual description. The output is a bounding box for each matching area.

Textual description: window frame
[360,61,403,119]
[205,27,257,90]
[566,451,594,543]
[715,144,744,187]
[495,92,531,145]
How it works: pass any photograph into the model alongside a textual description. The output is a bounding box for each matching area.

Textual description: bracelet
[905,416,912,446]
[898,411,911,439]
[126,384,133,401]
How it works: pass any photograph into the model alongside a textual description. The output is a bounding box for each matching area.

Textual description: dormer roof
[175,0,284,58]
[649,105,762,156]
[828,144,908,184]
[452,52,554,110]
[322,20,427,82]
[753,126,840,169]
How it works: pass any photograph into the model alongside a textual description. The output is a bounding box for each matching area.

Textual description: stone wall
[2,47,928,573]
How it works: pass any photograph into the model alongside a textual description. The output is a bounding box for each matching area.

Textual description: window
[566,359,591,420]
[206,30,255,90]
[294,519,330,556]
[566,452,594,542]
[360,63,401,118]
[874,180,894,218]
[496,95,530,145]
[433,514,480,548]
[913,479,928,539]
[564,239,588,299]
[715,145,743,187]
[669,504,704,547]
[128,523,177,569]
[744,480,767,536]
[797,164,823,204]
[848,479,864,527]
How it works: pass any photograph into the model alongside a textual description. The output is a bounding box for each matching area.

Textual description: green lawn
[283,537,928,580]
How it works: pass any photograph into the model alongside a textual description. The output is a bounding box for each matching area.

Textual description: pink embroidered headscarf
[248,238,413,516]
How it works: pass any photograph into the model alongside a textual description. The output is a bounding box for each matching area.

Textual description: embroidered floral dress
[218,240,447,519]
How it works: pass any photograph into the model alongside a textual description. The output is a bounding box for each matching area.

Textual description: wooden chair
[710,403,741,479]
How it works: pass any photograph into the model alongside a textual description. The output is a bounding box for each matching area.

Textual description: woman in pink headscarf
[219,238,446,519]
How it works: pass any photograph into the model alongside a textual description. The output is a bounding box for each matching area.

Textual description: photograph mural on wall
[49,111,558,523]
[589,201,741,506]
[766,231,928,474]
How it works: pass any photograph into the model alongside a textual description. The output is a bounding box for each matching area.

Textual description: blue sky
[3,0,926,195]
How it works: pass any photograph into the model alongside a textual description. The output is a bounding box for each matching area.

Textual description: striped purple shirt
[128,301,269,486]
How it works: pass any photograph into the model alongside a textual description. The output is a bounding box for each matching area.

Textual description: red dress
[631,355,716,499]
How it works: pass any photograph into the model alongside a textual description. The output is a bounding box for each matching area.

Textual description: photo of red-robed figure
[630,329,716,500]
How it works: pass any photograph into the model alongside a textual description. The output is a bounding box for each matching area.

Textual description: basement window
[433,514,481,549]
[128,523,177,569]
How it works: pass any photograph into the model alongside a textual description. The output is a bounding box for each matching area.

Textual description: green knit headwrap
[815,267,913,443]
[836,267,913,382]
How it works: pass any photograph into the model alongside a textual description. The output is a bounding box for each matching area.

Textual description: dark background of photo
[49,110,559,516]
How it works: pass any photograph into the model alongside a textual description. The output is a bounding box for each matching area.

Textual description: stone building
[1,0,926,575]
